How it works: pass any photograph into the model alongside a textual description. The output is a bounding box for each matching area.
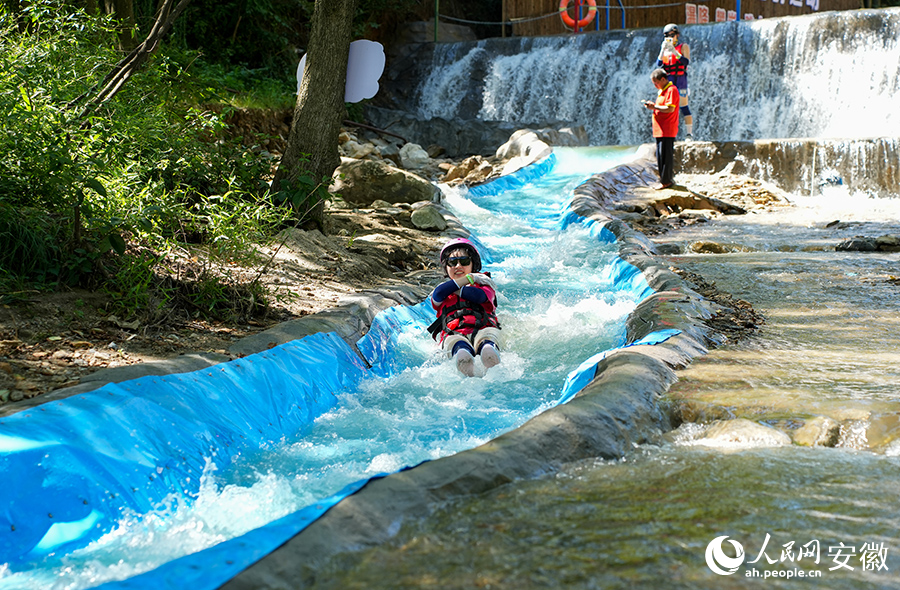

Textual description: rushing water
[303,181,900,589]
[0,148,641,589]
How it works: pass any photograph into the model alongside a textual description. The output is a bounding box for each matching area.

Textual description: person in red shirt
[657,23,693,139]
[642,68,680,189]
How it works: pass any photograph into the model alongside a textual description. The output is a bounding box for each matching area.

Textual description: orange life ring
[559,0,597,29]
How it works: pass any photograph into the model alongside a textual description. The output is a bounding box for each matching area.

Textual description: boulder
[340,140,376,159]
[495,129,552,162]
[836,237,878,252]
[443,155,485,183]
[364,106,519,157]
[410,203,448,231]
[792,416,841,447]
[442,155,497,186]
[332,158,440,206]
[372,139,401,166]
[866,412,900,449]
[697,418,792,448]
[399,143,431,169]
[689,241,752,254]
[875,234,900,252]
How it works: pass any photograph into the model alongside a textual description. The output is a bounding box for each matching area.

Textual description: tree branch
[71,0,192,119]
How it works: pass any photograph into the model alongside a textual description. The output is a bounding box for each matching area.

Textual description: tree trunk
[103,0,137,51]
[271,0,358,232]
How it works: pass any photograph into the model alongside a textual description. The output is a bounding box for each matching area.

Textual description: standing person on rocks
[428,238,502,377]
[643,68,680,189]
[657,23,693,140]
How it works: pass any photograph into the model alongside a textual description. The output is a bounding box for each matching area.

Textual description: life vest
[427,291,500,342]
[661,43,687,78]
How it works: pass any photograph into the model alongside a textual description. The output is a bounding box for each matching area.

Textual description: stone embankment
[677,137,900,199]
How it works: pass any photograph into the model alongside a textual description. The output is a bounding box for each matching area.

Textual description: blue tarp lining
[465,153,558,198]
[93,474,384,590]
[0,332,367,565]
[0,152,681,590]
[356,300,435,376]
[558,328,681,405]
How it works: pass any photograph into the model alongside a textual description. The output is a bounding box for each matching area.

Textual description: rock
[332,158,440,206]
[369,137,402,165]
[465,161,497,184]
[340,140,376,159]
[443,156,486,183]
[364,106,519,158]
[836,236,878,251]
[495,129,553,162]
[494,129,554,176]
[875,234,900,252]
[792,416,841,447]
[353,233,389,243]
[426,144,446,158]
[410,203,448,231]
[654,243,683,255]
[539,126,590,146]
[614,211,649,225]
[697,418,792,448]
[399,143,430,169]
[689,241,752,254]
[866,412,900,449]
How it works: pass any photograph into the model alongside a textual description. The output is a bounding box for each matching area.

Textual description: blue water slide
[0,150,679,589]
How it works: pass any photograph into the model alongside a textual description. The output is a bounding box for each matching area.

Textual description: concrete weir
[677,138,900,199]
[221,157,721,589]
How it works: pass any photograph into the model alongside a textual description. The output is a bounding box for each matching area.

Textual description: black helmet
[439,238,482,273]
[663,23,679,37]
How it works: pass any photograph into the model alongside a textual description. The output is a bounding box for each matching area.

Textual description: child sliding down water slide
[428,238,502,377]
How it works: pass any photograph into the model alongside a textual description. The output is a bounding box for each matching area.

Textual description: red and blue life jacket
[427,291,500,342]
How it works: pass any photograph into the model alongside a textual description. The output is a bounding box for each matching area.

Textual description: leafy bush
[0,1,293,320]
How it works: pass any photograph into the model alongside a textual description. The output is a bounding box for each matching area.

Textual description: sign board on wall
[685,3,698,23]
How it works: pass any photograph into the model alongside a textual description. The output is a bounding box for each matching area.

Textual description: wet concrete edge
[220,156,723,589]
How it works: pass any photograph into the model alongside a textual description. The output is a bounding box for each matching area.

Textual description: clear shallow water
[0,148,640,589]
[659,186,900,433]
[312,445,900,589]
[302,183,900,589]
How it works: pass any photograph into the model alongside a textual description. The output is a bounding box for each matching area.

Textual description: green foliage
[0,1,297,322]
[104,250,165,316]
[176,0,310,75]
[271,156,335,216]
[143,0,425,76]
[352,0,421,38]
[0,204,67,289]
[187,59,296,109]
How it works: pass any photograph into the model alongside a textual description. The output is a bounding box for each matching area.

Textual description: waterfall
[410,9,900,145]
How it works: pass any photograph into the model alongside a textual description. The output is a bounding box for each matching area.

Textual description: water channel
[305,172,900,588]
[0,149,645,590]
